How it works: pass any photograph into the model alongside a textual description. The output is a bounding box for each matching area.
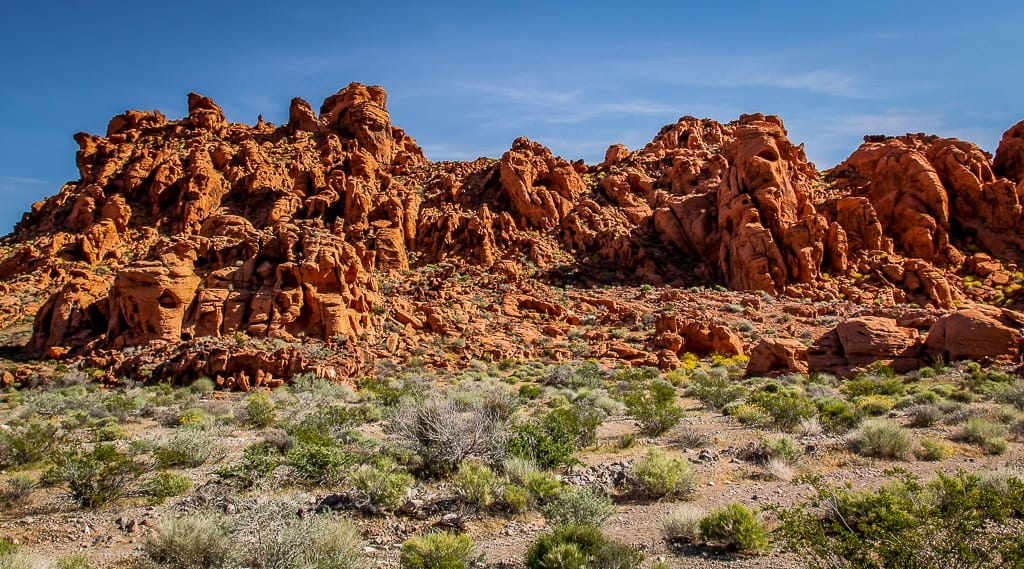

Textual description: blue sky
[1,1,1021,234]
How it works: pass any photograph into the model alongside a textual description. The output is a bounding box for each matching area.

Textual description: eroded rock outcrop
[5,83,1023,385]
[925,305,1020,362]
[746,338,809,376]
[809,316,924,374]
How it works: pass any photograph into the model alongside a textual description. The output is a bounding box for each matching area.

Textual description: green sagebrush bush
[348,459,414,511]
[622,378,684,435]
[144,471,192,504]
[848,419,912,459]
[699,503,769,554]
[525,524,643,569]
[508,404,601,469]
[541,486,615,528]
[687,368,747,410]
[747,386,817,430]
[61,443,143,507]
[400,531,478,569]
[630,449,696,499]
[773,471,1024,569]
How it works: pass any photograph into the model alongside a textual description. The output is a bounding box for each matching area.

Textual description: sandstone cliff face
[4,83,1024,384]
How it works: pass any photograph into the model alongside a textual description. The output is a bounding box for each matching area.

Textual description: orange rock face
[924,305,1019,362]
[994,119,1024,183]
[4,83,1024,385]
[746,338,809,376]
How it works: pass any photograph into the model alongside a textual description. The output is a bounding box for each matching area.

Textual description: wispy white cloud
[0,175,54,187]
[451,81,694,127]
[606,54,868,99]
[458,82,583,107]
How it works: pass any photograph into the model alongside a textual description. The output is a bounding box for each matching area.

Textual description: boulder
[925,306,1020,362]
[809,316,924,375]
[836,316,919,357]
[746,338,809,375]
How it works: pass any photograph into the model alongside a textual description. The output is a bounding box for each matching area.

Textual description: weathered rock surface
[809,316,924,374]
[746,338,809,376]
[994,119,1024,183]
[925,305,1020,362]
[2,83,1023,384]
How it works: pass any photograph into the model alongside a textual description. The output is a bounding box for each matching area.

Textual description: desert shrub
[848,419,912,459]
[508,417,577,470]
[796,416,823,437]
[906,403,943,427]
[674,427,712,449]
[763,457,795,481]
[348,460,414,511]
[145,471,192,503]
[545,404,604,447]
[956,417,1008,455]
[916,438,952,461]
[61,443,143,507]
[217,441,283,486]
[261,428,294,453]
[541,486,615,528]
[238,502,366,569]
[630,449,695,499]
[0,419,60,468]
[747,386,817,429]
[55,555,91,569]
[699,503,769,553]
[500,483,530,513]
[0,538,16,557]
[155,425,225,468]
[687,369,747,409]
[963,361,1016,394]
[519,384,542,399]
[388,390,510,476]
[545,360,607,389]
[453,462,499,509]
[757,435,803,466]
[302,517,365,569]
[522,471,563,504]
[525,524,643,569]
[731,403,773,428]
[400,531,478,569]
[144,513,235,569]
[977,468,1024,496]
[502,456,540,482]
[0,551,50,569]
[854,394,896,416]
[663,504,705,543]
[244,392,277,428]
[622,378,684,435]
[843,377,905,398]
[815,398,861,432]
[288,404,364,447]
[94,422,129,442]
[996,380,1024,410]
[286,440,354,484]
[774,471,1024,568]
[0,475,35,508]
[189,377,216,394]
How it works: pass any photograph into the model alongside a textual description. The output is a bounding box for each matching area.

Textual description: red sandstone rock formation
[924,305,1020,362]
[3,83,1023,384]
[746,338,809,376]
